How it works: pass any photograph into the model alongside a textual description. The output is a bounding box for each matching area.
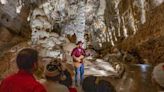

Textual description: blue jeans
[75,63,84,85]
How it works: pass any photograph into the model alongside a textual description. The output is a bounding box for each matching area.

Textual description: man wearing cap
[71,41,86,86]
[40,58,69,92]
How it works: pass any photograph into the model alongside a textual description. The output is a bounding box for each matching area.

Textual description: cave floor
[74,62,158,92]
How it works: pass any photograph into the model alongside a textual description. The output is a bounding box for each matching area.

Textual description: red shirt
[69,87,77,92]
[0,70,47,92]
[71,47,85,57]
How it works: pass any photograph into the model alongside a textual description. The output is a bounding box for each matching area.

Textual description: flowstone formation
[29,0,107,50]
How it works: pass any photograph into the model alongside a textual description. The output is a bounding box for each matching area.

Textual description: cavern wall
[0,0,163,64]
[104,0,164,64]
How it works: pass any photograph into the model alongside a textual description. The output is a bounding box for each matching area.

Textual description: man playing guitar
[71,41,85,86]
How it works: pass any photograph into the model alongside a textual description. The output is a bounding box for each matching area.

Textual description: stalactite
[114,0,121,37]
[74,1,86,43]
[106,31,110,42]
[129,11,137,35]
[108,27,115,46]
[121,16,128,38]
[110,22,117,42]
[139,0,146,24]
[117,15,121,37]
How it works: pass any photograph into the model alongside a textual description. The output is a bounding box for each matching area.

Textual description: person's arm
[72,55,81,62]
[71,48,80,62]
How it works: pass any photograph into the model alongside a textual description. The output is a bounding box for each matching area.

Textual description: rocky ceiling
[0,0,163,64]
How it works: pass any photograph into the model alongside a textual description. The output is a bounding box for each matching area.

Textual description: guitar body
[73,55,84,68]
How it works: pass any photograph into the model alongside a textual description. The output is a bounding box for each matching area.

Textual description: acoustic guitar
[73,55,84,68]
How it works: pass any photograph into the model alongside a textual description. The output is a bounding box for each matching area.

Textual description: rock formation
[0,0,163,80]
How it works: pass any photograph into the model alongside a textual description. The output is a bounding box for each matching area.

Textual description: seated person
[59,69,77,92]
[152,63,164,91]
[82,76,116,92]
[82,76,97,92]
[40,58,69,92]
[0,48,47,92]
[96,79,116,92]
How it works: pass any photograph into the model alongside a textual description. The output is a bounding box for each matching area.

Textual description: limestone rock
[85,49,99,58]
[31,8,46,19]
[49,33,59,38]
[118,4,164,64]
[0,27,13,42]
[63,43,76,54]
